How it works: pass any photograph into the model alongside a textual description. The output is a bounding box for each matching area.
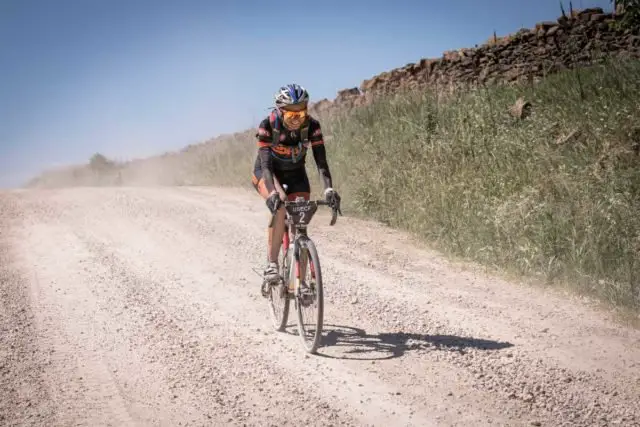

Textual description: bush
[612,0,640,31]
[89,153,114,171]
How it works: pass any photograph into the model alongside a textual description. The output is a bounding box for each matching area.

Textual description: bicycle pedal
[300,294,314,307]
[261,277,283,297]
[297,285,315,307]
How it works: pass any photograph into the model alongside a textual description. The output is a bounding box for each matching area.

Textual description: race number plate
[286,202,318,226]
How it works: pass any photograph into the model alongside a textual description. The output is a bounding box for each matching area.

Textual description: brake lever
[329,208,338,226]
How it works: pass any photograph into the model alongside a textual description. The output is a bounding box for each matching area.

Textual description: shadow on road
[300,324,514,361]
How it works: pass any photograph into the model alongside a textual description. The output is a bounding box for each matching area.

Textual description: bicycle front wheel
[295,237,324,354]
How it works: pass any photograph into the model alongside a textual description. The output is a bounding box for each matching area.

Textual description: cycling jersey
[252,112,333,194]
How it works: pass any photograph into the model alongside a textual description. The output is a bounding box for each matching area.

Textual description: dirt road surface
[1,187,639,427]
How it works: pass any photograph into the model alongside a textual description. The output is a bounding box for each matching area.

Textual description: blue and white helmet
[274,83,309,108]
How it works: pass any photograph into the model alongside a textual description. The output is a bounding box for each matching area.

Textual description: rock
[579,7,604,16]
[307,9,637,118]
[547,26,560,36]
[509,97,532,119]
[537,21,559,31]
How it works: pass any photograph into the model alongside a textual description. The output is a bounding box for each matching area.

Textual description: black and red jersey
[253,111,333,193]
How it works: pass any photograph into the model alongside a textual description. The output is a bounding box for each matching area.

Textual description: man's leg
[267,179,288,264]
[253,173,287,280]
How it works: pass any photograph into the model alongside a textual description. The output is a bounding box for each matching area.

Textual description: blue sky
[0,0,612,188]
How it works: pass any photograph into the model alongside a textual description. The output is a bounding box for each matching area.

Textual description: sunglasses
[282,109,308,121]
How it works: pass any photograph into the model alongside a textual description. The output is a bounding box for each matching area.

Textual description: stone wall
[26,7,640,188]
[310,7,640,115]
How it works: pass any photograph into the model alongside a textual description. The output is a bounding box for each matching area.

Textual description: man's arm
[309,120,333,190]
[256,119,276,194]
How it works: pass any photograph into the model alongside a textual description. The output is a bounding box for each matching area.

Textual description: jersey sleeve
[256,117,272,148]
[309,118,333,190]
[308,118,324,147]
[255,116,275,193]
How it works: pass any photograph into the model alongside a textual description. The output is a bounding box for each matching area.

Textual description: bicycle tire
[267,245,290,331]
[295,237,324,354]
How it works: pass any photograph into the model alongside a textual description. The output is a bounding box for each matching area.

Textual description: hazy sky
[0,0,612,187]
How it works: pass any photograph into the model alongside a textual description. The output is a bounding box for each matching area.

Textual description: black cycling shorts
[252,167,310,197]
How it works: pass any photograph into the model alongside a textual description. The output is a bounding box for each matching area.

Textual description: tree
[89,153,113,171]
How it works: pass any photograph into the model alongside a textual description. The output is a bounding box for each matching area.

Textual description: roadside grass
[30,58,640,314]
[322,58,640,313]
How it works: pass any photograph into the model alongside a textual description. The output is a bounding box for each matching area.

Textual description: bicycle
[261,187,340,354]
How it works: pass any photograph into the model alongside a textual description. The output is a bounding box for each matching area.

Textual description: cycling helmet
[274,83,309,108]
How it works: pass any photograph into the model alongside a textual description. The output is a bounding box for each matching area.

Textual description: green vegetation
[201,59,640,312]
[88,153,116,172]
[28,58,640,312]
[612,0,640,30]
[27,152,123,187]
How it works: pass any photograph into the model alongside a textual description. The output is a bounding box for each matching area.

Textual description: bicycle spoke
[296,240,324,353]
[263,198,336,353]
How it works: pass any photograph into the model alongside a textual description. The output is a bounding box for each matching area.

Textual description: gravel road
[1,187,639,427]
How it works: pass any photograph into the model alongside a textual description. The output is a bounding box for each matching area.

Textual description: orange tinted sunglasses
[282,109,308,121]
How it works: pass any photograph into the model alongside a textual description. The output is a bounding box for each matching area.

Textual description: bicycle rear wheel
[267,243,290,331]
[295,238,324,353]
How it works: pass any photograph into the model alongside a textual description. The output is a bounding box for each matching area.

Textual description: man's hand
[324,187,342,215]
[266,191,282,214]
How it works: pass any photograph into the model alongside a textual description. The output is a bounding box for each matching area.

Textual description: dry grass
[29,58,640,312]
[321,58,640,312]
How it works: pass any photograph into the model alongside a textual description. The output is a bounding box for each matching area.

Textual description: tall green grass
[322,58,640,311]
[203,58,640,311]
[30,58,640,311]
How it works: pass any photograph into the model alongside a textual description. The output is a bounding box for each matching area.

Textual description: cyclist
[251,83,341,286]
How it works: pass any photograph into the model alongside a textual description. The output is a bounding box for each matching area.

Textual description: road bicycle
[261,188,339,354]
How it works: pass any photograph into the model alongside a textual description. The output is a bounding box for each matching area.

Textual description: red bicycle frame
[282,225,315,280]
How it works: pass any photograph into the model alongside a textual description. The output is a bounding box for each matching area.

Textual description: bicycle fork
[282,231,316,296]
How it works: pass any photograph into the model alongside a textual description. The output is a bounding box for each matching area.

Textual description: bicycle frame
[264,190,340,352]
[280,197,335,295]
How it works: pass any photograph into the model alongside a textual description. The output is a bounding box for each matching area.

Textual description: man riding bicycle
[251,83,341,286]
